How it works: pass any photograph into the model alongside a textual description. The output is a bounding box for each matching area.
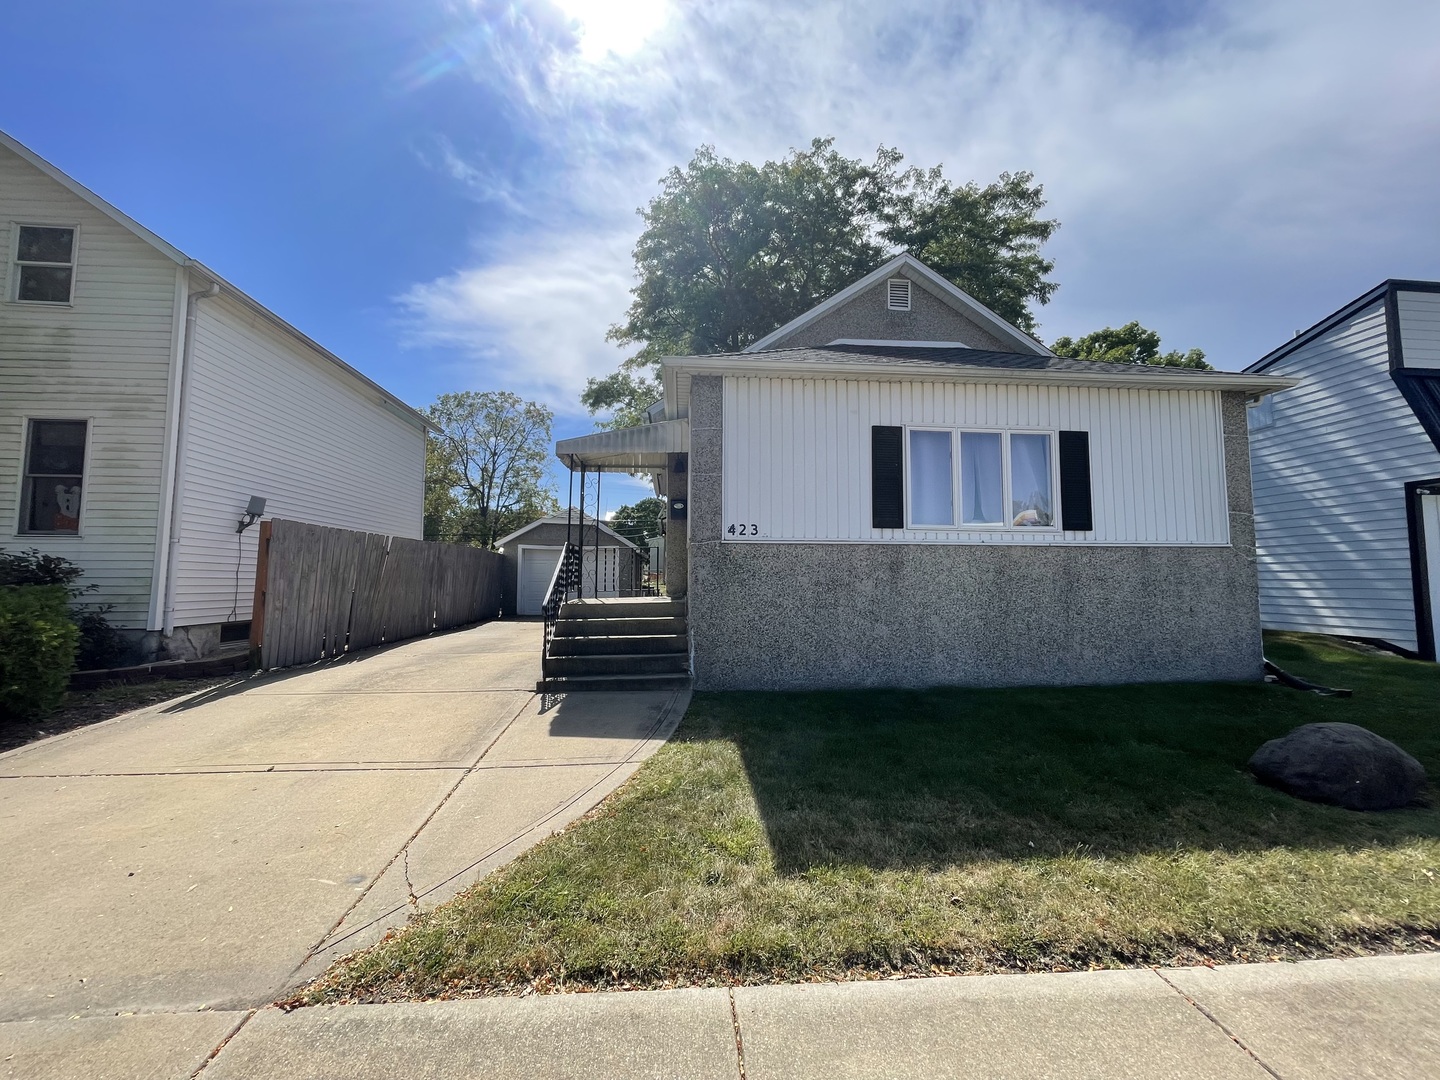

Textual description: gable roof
[1246,279,1440,454]
[0,128,434,433]
[494,513,641,551]
[743,253,1052,356]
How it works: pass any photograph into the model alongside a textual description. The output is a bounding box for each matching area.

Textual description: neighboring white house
[0,129,429,662]
[554,253,1296,690]
[1246,280,1440,660]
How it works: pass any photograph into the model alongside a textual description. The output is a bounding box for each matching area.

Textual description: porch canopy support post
[576,463,586,600]
[565,465,575,557]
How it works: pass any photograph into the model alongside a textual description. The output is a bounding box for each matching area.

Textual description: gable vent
[886,277,911,311]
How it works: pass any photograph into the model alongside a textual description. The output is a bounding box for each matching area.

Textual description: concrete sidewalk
[0,620,688,1075]
[5,953,1435,1079]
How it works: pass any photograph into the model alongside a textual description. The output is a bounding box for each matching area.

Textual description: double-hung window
[13,225,77,304]
[19,419,88,535]
[908,429,955,526]
[906,426,1056,530]
[1009,433,1054,527]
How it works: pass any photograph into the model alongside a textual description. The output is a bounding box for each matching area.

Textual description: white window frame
[15,415,92,538]
[903,424,1061,533]
[1005,429,1060,530]
[903,426,957,528]
[957,427,1007,529]
[10,222,79,306]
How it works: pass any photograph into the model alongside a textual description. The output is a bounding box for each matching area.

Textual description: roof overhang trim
[662,356,1297,395]
[555,418,689,470]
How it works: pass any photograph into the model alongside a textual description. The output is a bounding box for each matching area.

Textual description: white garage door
[517,547,563,616]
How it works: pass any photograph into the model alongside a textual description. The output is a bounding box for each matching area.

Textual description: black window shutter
[871,425,904,529]
[1058,430,1093,532]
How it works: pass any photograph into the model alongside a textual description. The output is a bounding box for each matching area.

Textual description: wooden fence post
[248,519,272,668]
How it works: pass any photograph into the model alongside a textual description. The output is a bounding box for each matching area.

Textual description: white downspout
[161,280,220,636]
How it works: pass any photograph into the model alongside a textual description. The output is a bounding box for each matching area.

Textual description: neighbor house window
[19,420,87,534]
[905,426,1057,530]
[908,429,954,526]
[14,225,76,303]
[1247,396,1274,431]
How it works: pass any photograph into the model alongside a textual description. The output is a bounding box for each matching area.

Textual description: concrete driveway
[0,620,687,1076]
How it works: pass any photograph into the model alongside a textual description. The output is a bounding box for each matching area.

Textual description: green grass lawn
[303,632,1440,1002]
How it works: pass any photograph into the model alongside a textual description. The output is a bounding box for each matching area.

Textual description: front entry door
[1423,492,1440,659]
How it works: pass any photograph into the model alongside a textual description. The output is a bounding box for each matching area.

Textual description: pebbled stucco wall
[763,270,1015,352]
[664,453,689,599]
[686,376,1263,690]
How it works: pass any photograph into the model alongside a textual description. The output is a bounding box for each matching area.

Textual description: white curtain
[1010,433,1053,526]
[960,432,1003,524]
[908,429,954,526]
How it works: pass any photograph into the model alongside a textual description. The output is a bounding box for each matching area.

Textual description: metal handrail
[540,542,582,680]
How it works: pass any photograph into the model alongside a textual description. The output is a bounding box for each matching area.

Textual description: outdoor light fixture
[236,495,267,533]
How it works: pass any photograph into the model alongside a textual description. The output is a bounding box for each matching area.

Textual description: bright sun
[552,0,668,61]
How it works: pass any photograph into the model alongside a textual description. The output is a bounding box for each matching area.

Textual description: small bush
[0,585,79,720]
[0,548,127,670]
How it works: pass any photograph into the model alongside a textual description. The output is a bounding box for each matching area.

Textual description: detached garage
[497,514,645,616]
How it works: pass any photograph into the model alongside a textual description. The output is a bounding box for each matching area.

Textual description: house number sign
[726,523,759,536]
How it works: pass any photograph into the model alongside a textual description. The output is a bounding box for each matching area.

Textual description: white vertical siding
[721,376,1229,544]
[169,295,425,626]
[1250,301,1440,651]
[1398,290,1440,369]
[0,144,177,627]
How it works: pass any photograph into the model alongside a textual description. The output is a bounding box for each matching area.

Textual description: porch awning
[555,418,689,471]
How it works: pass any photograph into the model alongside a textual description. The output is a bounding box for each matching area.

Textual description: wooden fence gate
[249,519,505,670]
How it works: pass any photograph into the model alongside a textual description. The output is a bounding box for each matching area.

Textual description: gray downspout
[161,281,220,636]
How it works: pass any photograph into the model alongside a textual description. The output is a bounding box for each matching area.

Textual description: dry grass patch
[302,633,1440,1001]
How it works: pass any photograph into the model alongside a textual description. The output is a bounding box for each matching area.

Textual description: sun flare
[552,0,668,61]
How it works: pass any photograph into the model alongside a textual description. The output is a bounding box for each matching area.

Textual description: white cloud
[404,0,1440,404]
[399,229,637,414]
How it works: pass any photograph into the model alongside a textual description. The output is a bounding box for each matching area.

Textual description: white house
[1246,281,1440,660]
[551,254,1296,691]
[0,129,429,662]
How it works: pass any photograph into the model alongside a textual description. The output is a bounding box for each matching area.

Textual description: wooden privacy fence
[249,518,505,670]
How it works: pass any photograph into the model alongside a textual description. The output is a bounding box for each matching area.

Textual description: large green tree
[1050,322,1211,369]
[608,497,666,549]
[585,139,1059,427]
[424,391,558,548]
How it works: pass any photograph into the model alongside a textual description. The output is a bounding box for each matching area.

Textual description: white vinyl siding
[0,144,178,627]
[1249,300,1440,651]
[721,376,1230,544]
[1397,290,1440,369]
[168,294,425,626]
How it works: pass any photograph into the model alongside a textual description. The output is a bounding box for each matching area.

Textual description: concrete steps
[551,615,688,637]
[539,597,691,693]
[536,673,693,693]
[547,634,688,656]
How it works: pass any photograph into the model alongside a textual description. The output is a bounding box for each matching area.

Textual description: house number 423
[727,523,759,536]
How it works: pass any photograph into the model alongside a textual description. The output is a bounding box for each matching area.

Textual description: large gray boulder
[1249,723,1427,811]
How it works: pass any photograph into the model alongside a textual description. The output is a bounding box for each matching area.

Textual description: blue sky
[5,1,1440,512]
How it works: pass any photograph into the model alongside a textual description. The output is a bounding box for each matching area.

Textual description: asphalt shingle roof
[746,343,1221,378]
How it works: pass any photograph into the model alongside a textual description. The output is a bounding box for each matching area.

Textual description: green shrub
[0,548,127,670]
[0,585,79,720]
